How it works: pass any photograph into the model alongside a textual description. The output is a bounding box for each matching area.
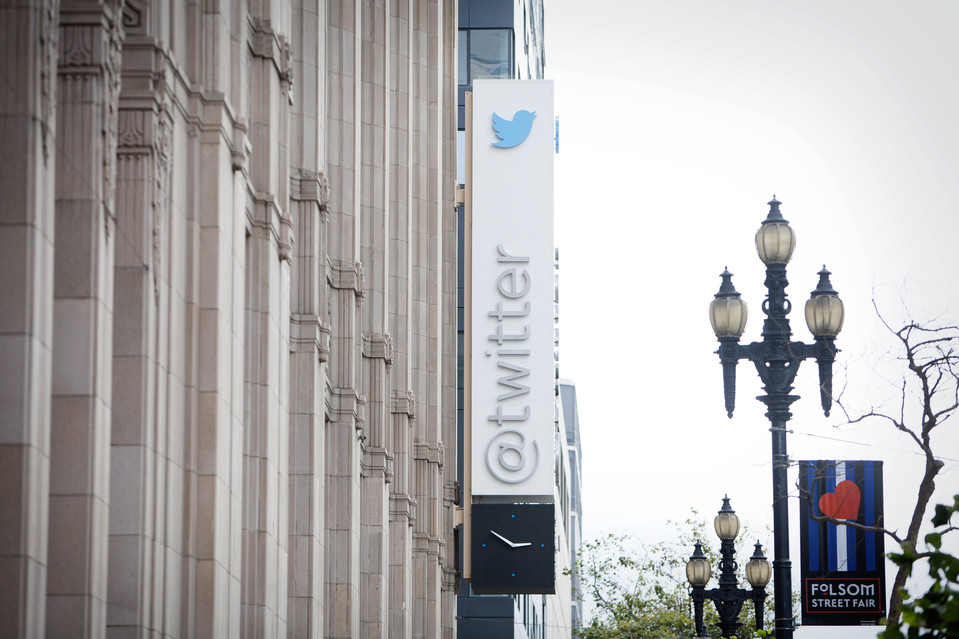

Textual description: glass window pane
[456,130,465,185]
[458,30,468,84]
[469,29,512,81]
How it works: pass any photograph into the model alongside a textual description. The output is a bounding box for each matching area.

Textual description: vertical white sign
[471,80,554,498]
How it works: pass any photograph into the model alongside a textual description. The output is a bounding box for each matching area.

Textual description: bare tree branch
[829,303,958,625]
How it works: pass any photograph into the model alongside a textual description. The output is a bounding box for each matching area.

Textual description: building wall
[0,1,458,637]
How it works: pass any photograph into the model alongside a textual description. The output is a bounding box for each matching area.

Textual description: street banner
[470,80,555,499]
[799,460,886,626]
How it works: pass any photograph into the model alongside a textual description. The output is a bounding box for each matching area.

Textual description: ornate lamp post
[708,197,845,639]
[686,496,772,638]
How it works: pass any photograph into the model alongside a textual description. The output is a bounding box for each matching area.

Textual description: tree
[573,533,695,639]
[878,495,959,638]
[805,310,959,625]
[571,513,771,638]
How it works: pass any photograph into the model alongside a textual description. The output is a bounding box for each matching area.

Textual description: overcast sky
[545,1,959,634]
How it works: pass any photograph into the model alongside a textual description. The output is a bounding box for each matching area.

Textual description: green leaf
[877,624,905,639]
[931,503,952,528]
[926,532,943,550]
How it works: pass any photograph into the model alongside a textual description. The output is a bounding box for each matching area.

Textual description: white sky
[545,1,959,634]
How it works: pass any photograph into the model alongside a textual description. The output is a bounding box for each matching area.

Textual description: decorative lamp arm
[752,587,768,631]
[717,338,741,418]
[814,337,838,416]
[690,586,709,637]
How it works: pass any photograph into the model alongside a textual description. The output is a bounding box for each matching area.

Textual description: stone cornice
[391,391,416,418]
[248,17,293,103]
[362,332,393,367]
[290,169,330,213]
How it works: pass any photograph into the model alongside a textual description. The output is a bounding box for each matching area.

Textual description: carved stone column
[356,0,393,631]
[0,1,59,636]
[186,1,248,634]
[384,1,417,633]
[360,332,393,639]
[288,167,330,639]
[324,0,366,634]
[388,393,416,638]
[241,18,297,633]
[242,195,292,638]
[109,26,173,633]
[325,259,365,639]
[47,1,123,636]
[412,441,445,639]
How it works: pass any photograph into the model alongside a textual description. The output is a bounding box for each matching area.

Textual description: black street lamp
[708,197,845,639]
[686,496,772,638]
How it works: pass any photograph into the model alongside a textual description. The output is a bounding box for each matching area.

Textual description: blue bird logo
[491,110,536,148]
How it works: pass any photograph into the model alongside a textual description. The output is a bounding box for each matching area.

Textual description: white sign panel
[471,80,554,498]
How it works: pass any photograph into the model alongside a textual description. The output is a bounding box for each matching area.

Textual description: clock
[470,503,555,594]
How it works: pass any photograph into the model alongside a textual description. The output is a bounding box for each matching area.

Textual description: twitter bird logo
[491,110,536,148]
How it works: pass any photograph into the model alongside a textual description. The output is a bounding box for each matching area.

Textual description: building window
[458,30,468,85]
[459,29,513,86]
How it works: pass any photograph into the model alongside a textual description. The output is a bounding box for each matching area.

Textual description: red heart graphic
[819,480,861,520]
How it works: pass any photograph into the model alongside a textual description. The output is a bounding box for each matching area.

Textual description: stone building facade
[0,1,459,637]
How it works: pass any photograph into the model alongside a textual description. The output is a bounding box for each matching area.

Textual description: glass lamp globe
[709,269,748,338]
[746,542,772,588]
[714,495,740,541]
[755,197,796,265]
[686,542,711,587]
[805,267,845,337]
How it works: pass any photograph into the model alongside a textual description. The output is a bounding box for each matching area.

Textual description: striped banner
[799,460,886,626]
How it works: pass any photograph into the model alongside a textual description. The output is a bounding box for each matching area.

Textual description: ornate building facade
[0,1,459,637]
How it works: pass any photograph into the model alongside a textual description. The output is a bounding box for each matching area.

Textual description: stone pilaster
[385,1,415,632]
[412,441,444,639]
[109,29,174,634]
[360,332,393,639]
[288,168,330,639]
[47,2,122,636]
[408,0,442,634]
[287,8,331,635]
[324,0,365,635]
[388,393,415,638]
[0,1,59,636]
[324,259,365,638]
[240,9,294,636]
[242,198,293,639]
[187,2,247,633]
[357,0,393,633]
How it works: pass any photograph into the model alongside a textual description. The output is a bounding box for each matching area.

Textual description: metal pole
[756,258,797,639]
[759,259,797,639]
[771,419,794,639]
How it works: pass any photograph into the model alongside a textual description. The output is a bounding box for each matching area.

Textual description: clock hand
[490,530,517,547]
[490,530,532,548]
